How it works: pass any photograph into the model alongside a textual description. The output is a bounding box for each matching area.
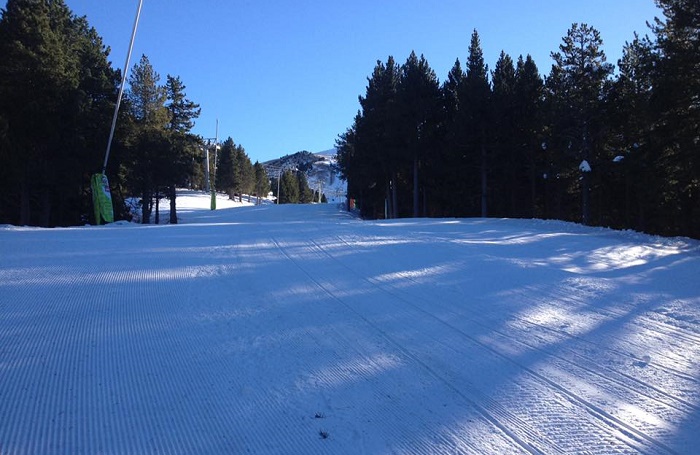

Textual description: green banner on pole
[91,173,114,224]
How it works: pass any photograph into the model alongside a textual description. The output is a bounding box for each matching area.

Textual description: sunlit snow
[1,190,699,454]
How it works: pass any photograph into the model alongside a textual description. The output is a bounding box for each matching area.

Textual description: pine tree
[461,30,491,217]
[514,55,544,217]
[649,0,700,236]
[279,170,300,204]
[398,51,441,217]
[239,151,255,201]
[125,54,170,223]
[216,137,235,194]
[297,171,313,203]
[439,59,466,216]
[337,57,402,218]
[548,23,614,225]
[253,161,270,204]
[0,0,117,226]
[164,74,200,223]
[230,144,252,201]
[491,51,517,217]
[606,35,656,231]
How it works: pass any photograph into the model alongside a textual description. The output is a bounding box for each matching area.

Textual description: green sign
[91,173,114,224]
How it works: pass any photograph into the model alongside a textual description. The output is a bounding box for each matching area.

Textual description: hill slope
[264,149,346,203]
[1,191,699,454]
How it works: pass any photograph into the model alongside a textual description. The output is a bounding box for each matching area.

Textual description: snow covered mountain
[264,148,346,203]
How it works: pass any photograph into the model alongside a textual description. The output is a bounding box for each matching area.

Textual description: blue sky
[61,0,662,163]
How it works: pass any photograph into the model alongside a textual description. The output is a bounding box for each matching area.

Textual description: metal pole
[210,120,218,210]
[277,168,282,204]
[102,0,144,173]
[203,145,210,193]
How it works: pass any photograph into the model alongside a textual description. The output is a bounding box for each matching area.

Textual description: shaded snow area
[1,191,700,454]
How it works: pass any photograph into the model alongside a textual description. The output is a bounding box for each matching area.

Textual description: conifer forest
[337,1,699,238]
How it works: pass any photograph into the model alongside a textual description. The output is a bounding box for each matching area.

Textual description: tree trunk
[20,168,30,226]
[141,190,152,224]
[155,195,160,225]
[530,155,537,218]
[581,125,591,225]
[385,180,392,219]
[413,155,419,218]
[391,171,398,219]
[40,187,51,227]
[169,185,178,224]
[581,172,591,225]
[481,138,488,218]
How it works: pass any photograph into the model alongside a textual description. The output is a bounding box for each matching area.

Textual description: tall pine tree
[491,51,518,217]
[398,51,441,217]
[649,0,700,236]
[460,30,491,217]
[514,55,544,218]
[548,23,613,225]
[125,54,170,223]
[165,74,200,223]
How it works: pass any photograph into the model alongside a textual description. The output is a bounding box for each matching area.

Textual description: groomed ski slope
[1,190,699,454]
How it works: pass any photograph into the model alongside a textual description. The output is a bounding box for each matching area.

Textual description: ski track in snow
[1,193,699,454]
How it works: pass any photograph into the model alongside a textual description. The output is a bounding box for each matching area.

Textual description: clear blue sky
[61,0,662,163]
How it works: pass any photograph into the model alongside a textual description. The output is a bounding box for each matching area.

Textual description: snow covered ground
[1,190,699,454]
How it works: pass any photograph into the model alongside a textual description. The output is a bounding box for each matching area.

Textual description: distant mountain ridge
[263,148,346,202]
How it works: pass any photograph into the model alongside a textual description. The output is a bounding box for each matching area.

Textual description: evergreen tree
[230,144,253,201]
[439,59,466,216]
[279,170,299,204]
[0,0,118,226]
[164,74,200,223]
[238,150,255,201]
[364,56,402,218]
[253,161,270,204]
[513,55,544,217]
[649,0,700,236]
[337,57,402,218]
[124,54,170,223]
[460,30,491,217]
[128,55,169,128]
[216,137,235,194]
[490,51,518,216]
[606,35,656,231]
[548,23,614,225]
[398,51,441,217]
[443,59,465,120]
[297,171,314,203]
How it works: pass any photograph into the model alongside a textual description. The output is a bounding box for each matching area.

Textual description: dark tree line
[269,168,315,204]
[0,0,256,226]
[215,137,270,205]
[338,0,700,238]
[0,0,118,226]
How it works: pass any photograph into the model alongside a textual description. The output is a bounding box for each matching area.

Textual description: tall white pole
[214,119,219,173]
[204,145,210,193]
[102,0,144,173]
[277,168,282,204]
[210,120,218,210]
